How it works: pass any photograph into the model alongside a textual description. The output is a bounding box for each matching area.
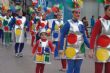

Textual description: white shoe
[19,53,23,57]
[15,53,19,57]
[59,68,66,72]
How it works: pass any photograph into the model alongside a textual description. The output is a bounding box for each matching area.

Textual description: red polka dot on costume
[41,23,45,28]
[16,20,22,25]
[4,26,9,31]
[97,35,110,47]
[67,33,77,44]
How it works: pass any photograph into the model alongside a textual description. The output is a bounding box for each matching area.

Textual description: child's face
[57,14,62,20]
[40,32,47,39]
[73,10,80,20]
[17,10,23,16]
[105,6,110,17]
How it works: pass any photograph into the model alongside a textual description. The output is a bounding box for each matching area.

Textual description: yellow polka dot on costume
[96,48,110,62]
[55,25,59,30]
[47,29,51,33]
[65,47,76,59]
[15,29,21,36]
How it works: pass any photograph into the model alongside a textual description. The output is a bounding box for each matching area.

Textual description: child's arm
[36,21,40,31]
[51,21,55,33]
[79,24,90,48]
[32,40,39,55]
[60,22,70,51]
[90,20,102,49]
[45,21,49,30]
[48,41,55,54]
[29,21,33,32]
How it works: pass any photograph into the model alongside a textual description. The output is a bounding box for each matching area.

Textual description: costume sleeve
[45,21,49,30]
[9,17,16,30]
[90,20,102,49]
[51,21,55,33]
[48,41,55,53]
[32,40,39,54]
[60,21,70,50]
[36,21,40,31]
[29,21,32,31]
[79,24,90,48]
[24,20,29,28]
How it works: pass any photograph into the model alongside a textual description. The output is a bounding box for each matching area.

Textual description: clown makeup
[72,10,80,20]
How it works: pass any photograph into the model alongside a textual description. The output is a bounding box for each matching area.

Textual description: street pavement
[0,36,95,73]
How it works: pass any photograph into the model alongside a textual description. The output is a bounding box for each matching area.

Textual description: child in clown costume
[89,4,110,73]
[3,9,13,46]
[30,12,37,47]
[51,11,63,58]
[59,1,90,73]
[51,11,67,71]
[0,6,7,44]
[12,6,29,57]
[30,6,43,45]
[36,12,49,41]
[32,28,54,73]
[29,8,40,47]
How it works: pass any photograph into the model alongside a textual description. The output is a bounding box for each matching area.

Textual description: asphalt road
[0,37,95,73]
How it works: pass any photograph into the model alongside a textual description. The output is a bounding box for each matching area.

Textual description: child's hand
[32,53,35,56]
[88,49,94,58]
[59,50,64,55]
[51,52,54,55]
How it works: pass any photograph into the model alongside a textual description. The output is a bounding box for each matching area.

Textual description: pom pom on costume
[4,26,9,31]
[16,20,22,25]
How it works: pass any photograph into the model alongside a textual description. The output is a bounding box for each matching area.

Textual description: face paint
[73,10,80,20]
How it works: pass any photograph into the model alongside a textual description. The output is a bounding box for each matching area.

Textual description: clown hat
[97,0,110,6]
[40,28,47,34]
[36,5,42,13]
[29,7,35,15]
[1,6,8,12]
[15,5,22,12]
[66,0,83,11]
[104,0,110,5]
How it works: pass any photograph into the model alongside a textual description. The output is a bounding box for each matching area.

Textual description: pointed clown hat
[66,0,84,11]
[1,6,8,12]
[104,0,110,4]
[15,5,22,12]
[28,7,35,15]
[104,0,110,8]
[40,28,47,34]
[97,0,110,11]
[97,0,110,5]
[52,3,64,13]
